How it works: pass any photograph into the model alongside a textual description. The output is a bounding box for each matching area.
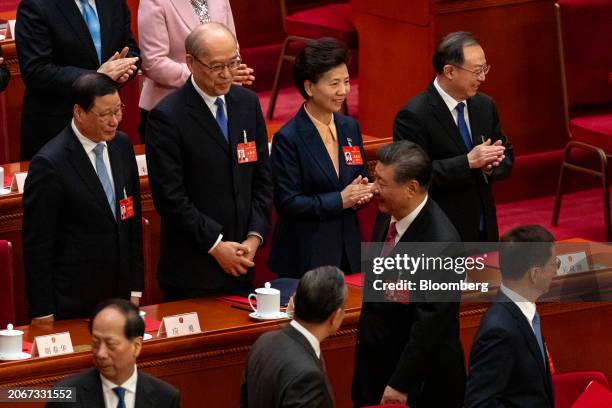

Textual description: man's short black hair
[72,73,118,112]
[499,225,555,281]
[432,31,480,74]
[293,37,350,100]
[89,298,145,340]
[294,266,347,324]
[377,141,432,188]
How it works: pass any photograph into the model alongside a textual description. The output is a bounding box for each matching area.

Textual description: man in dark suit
[47,298,180,407]
[23,73,143,323]
[15,0,140,160]
[0,56,9,92]
[465,225,557,407]
[146,23,272,301]
[240,265,345,407]
[352,141,465,407]
[394,31,513,242]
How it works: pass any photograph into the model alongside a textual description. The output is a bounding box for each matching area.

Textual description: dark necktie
[112,387,126,408]
[93,144,116,218]
[380,221,397,257]
[455,102,473,150]
[215,97,229,142]
[79,0,101,63]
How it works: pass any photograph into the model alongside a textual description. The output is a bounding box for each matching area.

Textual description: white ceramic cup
[0,324,24,357]
[248,282,280,317]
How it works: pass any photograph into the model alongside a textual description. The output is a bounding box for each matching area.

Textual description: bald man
[146,23,272,301]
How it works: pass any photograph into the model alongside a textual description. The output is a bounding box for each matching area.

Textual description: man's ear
[443,64,455,80]
[132,337,143,359]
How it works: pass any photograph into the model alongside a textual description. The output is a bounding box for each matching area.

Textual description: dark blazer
[269,106,369,278]
[393,83,513,242]
[465,291,554,407]
[15,0,140,160]
[352,198,466,408]
[23,127,143,319]
[146,81,273,295]
[46,368,180,407]
[240,324,334,408]
[0,60,9,92]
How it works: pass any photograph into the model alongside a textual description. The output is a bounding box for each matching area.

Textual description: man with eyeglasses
[146,23,272,301]
[23,73,144,324]
[465,225,556,407]
[394,31,514,243]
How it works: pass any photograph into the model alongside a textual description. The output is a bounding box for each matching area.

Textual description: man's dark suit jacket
[393,83,513,242]
[352,198,466,408]
[146,81,273,296]
[269,106,369,278]
[240,323,334,408]
[23,127,143,319]
[15,0,140,160]
[465,291,554,407]
[0,60,9,92]
[46,368,180,407]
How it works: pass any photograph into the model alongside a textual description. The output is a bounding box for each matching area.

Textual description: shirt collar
[71,119,106,155]
[304,104,337,141]
[433,77,467,114]
[500,283,537,327]
[392,195,428,240]
[290,319,321,358]
[190,75,225,112]
[100,365,138,395]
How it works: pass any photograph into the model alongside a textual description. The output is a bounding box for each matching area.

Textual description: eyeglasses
[453,64,491,77]
[193,54,242,74]
[91,104,125,120]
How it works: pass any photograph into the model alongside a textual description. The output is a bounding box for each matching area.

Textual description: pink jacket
[138,0,236,111]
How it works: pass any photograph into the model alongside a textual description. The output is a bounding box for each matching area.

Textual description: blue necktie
[80,0,102,64]
[215,97,229,142]
[455,102,473,150]
[93,144,116,218]
[113,387,126,408]
[532,311,546,364]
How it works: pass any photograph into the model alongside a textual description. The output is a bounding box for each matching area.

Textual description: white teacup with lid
[0,323,31,361]
[248,282,284,319]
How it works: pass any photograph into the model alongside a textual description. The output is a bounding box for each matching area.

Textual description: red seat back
[553,371,610,408]
[0,240,15,328]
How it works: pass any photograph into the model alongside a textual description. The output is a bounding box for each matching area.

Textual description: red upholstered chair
[553,371,610,408]
[552,0,612,240]
[0,240,15,328]
[266,0,357,120]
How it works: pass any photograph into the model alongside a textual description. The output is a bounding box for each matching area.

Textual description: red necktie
[380,221,397,257]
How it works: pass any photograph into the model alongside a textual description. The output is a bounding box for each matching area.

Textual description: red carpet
[497,188,608,242]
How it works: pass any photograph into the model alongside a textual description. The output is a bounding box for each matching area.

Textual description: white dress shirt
[100,366,138,408]
[390,195,428,244]
[433,77,472,134]
[290,319,321,358]
[500,284,537,332]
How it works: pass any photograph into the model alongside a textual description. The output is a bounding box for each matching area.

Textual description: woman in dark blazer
[269,38,373,278]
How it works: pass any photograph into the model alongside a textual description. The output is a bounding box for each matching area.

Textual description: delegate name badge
[237,130,258,164]
[342,145,363,166]
[119,188,134,221]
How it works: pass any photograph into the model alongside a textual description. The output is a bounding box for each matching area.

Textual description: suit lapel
[185,82,230,155]
[335,115,354,187]
[467,97,483,147]
[107,139,124,217]
[226,88,244,163]
[94,0,111,62]
[80,369,105,407]
[135,373,155,408]
[56,0,100,66]
[66,129,117,222]
[295,107,340,188]
[427,84,469,154]
[170,0,200,31]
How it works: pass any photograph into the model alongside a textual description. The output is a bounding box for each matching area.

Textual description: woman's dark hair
[292,37,350,100]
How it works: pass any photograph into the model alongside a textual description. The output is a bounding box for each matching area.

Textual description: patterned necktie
[112,387,126,408]
[455,102,473,150]
[191,0,211,24]
[79,0,102,63]
[380,221,397,257]
[215,97,229,142]
[532,311,546,364]
[93,144,116,218]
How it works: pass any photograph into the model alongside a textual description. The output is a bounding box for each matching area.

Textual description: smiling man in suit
[146,23,273,301]
[352,141,465,408]
[394,31,513,242]
[15,0,140,160]
[47,298,180,408]
[465,225,557,407]
[23,73,143,324]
